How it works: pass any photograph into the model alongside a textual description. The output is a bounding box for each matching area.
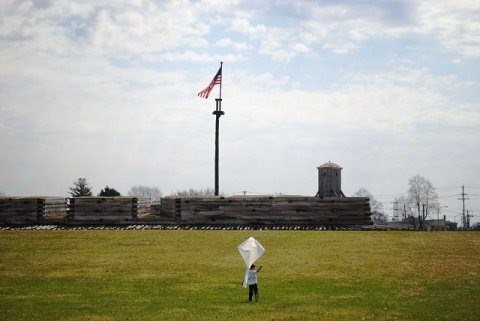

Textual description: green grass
[1,231,479,321]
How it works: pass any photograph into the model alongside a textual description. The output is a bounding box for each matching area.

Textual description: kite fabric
[238,237,265,287]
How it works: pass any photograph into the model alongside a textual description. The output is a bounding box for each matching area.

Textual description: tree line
[68,178,163,204]
[68,175,474,230]
[353,174,442,229]
[67,178,218,204]
[68,178,219,201]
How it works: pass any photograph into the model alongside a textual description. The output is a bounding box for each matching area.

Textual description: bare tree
[69,178,93,197]
[353,187,386,223]
[128,185,162,204]
[393,195,417,229]
[170,188,220,197]
[407,175,439,230]
[353,187,383,212]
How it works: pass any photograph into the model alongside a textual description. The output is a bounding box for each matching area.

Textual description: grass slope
[1,231,479,321]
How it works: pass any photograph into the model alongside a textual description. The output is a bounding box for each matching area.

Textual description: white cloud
[221,0,480,59]
[215,37,250,51]
[3,0,478,65]
[0,0,211,60]
[229,16,267,35]
[346,65,468,90]
[225,65,480,133]
[416,0,480,58]
[292,43,310,53]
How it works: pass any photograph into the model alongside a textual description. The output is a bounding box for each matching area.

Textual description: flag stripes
[197,66,222,99]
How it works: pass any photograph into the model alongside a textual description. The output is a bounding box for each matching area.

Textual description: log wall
[68,197,151,223]
[160,196,371,226]
[0,197,40,224]
[1,196,371,226]
[0,197,68,224]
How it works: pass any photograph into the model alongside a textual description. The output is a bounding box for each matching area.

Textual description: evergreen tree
[99,186,121,197]
[69,178,93,197]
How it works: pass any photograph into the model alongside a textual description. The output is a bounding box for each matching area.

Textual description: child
[247,264,262,302]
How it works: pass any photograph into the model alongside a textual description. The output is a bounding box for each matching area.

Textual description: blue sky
[1,0,479,224]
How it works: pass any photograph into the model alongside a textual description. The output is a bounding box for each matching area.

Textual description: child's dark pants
[248,284,259,301]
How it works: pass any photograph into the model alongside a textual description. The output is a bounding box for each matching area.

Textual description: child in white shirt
[247,264,263,302]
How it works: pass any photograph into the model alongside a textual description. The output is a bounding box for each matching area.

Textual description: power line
[436,185,462,191]
[374,193,405,198]
[437,194,459,199]
[443,208,462,214]
[464,184,480,189]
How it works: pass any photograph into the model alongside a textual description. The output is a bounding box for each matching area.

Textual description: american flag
[197,66,222,99]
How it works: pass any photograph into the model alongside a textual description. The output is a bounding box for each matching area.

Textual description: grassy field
[0,230,479,321]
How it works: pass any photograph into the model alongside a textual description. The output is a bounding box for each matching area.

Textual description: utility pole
[458,185,469,229]
[466,210,471,230]
[437,207,440,229]
[422,204,426,230]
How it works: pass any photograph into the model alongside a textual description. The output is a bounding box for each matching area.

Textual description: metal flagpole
[212,62,224,196]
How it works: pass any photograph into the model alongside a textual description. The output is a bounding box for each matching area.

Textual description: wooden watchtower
[315,161,346,198]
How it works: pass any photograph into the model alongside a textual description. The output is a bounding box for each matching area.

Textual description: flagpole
[213,62,224,196]
[219,62,222,99]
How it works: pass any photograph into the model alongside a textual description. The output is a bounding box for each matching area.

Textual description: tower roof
[317,161,342,169]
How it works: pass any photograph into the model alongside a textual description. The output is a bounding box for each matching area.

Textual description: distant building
[387,218,458,230]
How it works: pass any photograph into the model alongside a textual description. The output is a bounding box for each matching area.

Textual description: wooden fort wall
[0,197,68,224]
[160,196,371,226]
[1,196,371,226]
[68,197,151,223]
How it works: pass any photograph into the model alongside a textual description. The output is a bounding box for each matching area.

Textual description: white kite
[237,237,265,287]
